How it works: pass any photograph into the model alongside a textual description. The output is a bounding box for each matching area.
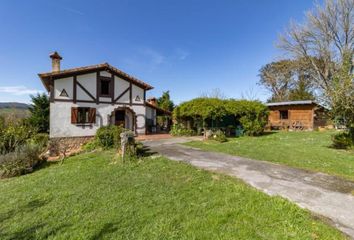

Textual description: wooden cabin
[266,100,328,130]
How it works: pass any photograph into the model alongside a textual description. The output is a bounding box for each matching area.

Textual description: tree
[278,0,354,126]
[258,59,315,102]
[157,91,174,111]
[200,88,227,99]
[28,93,50,133]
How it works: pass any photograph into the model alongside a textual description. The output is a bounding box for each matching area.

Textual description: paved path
[143,137,354,239]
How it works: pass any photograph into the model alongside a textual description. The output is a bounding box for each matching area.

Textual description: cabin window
[71,107,96,124]
[279,110,288,120]
[100,78,111,96]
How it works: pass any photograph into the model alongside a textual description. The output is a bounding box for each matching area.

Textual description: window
[279,110,288,120]
[78,108,90,123]
[100,79,111,96]
[71,107,96,124]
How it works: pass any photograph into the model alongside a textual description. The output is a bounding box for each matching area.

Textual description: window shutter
[71,107,78,124]
[89,108,96,124]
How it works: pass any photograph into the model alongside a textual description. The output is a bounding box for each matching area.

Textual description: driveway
[143,137,354,239]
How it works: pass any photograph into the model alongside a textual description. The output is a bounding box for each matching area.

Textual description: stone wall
[49,136,93,157]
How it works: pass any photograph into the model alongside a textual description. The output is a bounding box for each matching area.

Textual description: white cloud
[0,86,43,96]
[62,7,84,15]
[175,48,190,60]
[140,48,165,66]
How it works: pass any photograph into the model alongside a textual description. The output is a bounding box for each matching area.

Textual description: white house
[38,52,170,140]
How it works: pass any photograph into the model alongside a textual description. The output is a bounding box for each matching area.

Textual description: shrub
[29,133,49,148]
[211,130,228,143]
[332,128,354,149]
[170,124,196,136]
[82,139,100,152]
[227,100,269,136]
[0,121,37,154]
[0,144,46,178]
[95,125,124,149]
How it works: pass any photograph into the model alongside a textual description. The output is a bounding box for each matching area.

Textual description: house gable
[50,69,147,105]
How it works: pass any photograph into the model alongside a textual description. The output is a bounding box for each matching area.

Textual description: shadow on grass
[90,222,119,240]
[0,223,71,240]
[136,144,157,157]
[0,198,52,225]
[0,198,70,240]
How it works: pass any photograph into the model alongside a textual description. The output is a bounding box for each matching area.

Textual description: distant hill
[0,102,30,109]
[0,102,30,120]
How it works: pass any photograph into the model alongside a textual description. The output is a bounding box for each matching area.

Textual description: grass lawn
[184,131,354,181]
[0,150,346,239]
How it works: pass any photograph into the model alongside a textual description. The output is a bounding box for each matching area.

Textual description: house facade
[39,52,169,139]
[266,100,328,130]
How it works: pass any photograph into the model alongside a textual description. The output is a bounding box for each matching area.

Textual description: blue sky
[0,0,317,104]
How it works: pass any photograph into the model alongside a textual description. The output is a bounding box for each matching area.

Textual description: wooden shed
[266,100,328,130]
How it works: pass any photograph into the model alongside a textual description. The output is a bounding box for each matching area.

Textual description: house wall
[50,70,148,138]
[50,102,146,138]
[268,105,315,130]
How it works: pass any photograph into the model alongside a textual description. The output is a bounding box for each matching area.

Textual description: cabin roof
[38,62,153,91]
[265,100,317,107]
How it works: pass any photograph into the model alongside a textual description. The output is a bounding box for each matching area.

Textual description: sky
[0,0,318,104]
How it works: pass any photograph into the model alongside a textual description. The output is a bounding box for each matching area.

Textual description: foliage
[0,120,37,154]
[258,59,315,102]
[332,128,354,149]
[210,130,228,143]
[174,98,228,123]
[28,93,50,133]
[185,131,354,181]
[0,144,46,178]
[95,125,124,149]
[0,151,345,239]
[278,0,354,127]
[226,100,269,136]
[174,98,268,136]
[170,123,196,136]
[157,91,174,111]
[29,133,49,149]
[82,139,101,152]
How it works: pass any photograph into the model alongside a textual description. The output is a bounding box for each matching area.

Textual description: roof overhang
[38,63,153,92]
[145,102,172,116]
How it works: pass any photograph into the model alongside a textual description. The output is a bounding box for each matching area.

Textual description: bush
[0,121,37,154]
[227,100,269,136]
[170,124,196,136]
[332,128,354,149]
[0,144,46,178]
[211,130,228,143]
[29,133,49,148]
[95,125,124,149]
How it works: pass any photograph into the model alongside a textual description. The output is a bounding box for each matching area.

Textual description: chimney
[147,97,157,106]
[49,51,62,72]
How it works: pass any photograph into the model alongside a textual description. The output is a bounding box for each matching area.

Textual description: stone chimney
[49,51,62,72]
[147,97,157,106]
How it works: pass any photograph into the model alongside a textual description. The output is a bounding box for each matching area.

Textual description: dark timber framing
[111,74,115,104]
[114,86,130,103]
[129,82,132,105]
[73,75,77,104]
[76,81,96,101]
[96,72,100,104]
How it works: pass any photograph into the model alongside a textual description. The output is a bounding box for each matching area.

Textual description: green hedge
[173,98,268,136]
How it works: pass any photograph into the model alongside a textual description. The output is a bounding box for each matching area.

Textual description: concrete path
[143,137,354,239]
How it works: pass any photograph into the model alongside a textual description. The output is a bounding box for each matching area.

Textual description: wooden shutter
[71,107,78,124]
[88,108,96,124]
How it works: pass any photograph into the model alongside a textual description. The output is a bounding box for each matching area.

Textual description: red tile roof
[38,62,153,91]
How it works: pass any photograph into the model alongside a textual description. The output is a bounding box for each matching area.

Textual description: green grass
[184,131,354,181]
[0,150,346,239]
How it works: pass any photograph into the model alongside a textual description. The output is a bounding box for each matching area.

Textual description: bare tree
[278,0,354,125]
[200,88,227,99]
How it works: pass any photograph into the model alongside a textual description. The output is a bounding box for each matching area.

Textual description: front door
[115,110,125,127]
